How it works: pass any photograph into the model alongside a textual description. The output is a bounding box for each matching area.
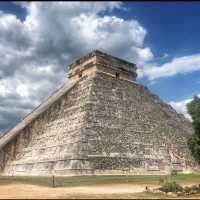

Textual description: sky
[0,1,199,134]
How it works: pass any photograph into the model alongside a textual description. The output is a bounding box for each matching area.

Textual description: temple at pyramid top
[68,50,137,85]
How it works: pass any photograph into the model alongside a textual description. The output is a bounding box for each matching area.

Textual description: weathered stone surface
[0,50,198,176]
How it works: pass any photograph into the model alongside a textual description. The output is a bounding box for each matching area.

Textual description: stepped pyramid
[0,50,197,176]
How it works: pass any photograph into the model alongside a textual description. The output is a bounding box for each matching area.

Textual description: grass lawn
[0,173,200,187]
[0,174,200,199]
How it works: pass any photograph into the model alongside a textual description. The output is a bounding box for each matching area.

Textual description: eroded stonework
[0,50,198,176]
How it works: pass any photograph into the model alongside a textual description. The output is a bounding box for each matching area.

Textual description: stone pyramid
[0,50,197,176]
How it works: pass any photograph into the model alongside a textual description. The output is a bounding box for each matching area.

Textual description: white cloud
[162,53,169,59]
[169,94,200,121]
[0,2,154,134]
[1,2,200,135]
[2,2,200,135]
[139,54,200,80]
[169,99,192,121]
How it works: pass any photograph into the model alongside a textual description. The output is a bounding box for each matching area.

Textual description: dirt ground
[0,183,158,199]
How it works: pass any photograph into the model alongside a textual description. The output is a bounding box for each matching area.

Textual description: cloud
[169,99,192,121]
[169,94,200,121]
[0,2,154,134]
[139,54,200,80]
[162,53,169,59]
[1,2,200,135]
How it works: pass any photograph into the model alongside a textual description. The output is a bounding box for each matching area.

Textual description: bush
[159,180,183,193]
[159,177,164,184]
[184,186,191,194]
[191,184,199,191]
[171,170,178,177]
[176,183,184,192]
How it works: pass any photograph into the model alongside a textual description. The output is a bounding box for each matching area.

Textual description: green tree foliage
[187,95,200,163]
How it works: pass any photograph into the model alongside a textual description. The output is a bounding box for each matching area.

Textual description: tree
[187,95,200,163]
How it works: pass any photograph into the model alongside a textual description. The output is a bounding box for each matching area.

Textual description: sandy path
[0,183,158,199]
